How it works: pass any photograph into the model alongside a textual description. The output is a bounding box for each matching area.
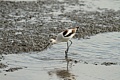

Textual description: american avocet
[49,27,79,58]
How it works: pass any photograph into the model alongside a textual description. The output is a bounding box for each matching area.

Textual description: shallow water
[1,32,120,80]
[82,0,120,11]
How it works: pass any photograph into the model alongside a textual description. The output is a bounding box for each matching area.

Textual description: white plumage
[50,27,78,44]
[49,27,79,58]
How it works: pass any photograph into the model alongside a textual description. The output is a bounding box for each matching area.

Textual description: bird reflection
[55,69,75,80]
[48,57,76,80]
[48,69,76,80]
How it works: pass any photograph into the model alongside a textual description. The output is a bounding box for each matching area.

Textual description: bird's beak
[42,43,51,50]
[44,42,54,50]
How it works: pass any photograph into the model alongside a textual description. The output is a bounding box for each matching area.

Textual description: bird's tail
[75,26,79,31]
[76,26,79,29]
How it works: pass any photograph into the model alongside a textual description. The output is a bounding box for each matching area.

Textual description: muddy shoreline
[0,1,120,55]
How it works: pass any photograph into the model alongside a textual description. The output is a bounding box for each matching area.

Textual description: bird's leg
[65,40,72,58]
[68,40,72,48]
[65,42,69,58]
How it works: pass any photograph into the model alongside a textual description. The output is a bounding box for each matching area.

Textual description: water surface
[1,32,120,80]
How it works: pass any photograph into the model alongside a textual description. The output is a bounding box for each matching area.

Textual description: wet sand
[0,0,120,80]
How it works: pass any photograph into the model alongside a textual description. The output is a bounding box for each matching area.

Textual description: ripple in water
[41,32,120,64]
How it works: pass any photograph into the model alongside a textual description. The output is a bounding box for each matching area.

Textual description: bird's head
[49,39,57,44]
[42,38,56,50]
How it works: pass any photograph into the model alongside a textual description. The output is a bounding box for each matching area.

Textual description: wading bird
[49,27,79,58]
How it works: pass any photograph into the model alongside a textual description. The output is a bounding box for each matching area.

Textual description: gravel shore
[0,0,120,55]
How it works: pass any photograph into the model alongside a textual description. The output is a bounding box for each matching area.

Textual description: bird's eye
[50,40,52,42]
